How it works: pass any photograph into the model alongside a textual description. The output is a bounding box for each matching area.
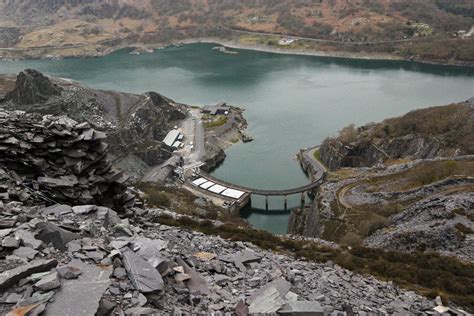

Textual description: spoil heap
[0,110,133,210]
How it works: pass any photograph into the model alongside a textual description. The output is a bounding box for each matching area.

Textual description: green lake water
[1,43,473,234]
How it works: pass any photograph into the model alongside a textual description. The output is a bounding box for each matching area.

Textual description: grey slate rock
[249,285,287,314]
[36,222,81,251]
[0,228,12,238]
[72,205,98,214]
[39,204,72,216]
[0,218,16,228]
[2,236,21,248]
[5,292,22,303]
[132,236,168,261]
[125,307,160,315]
[56,265,82,279]
[113,267,128,280]
[278,301,324,315]
[15,230,42,249]
[45,259,112,316]
[34,271,61,291]
[249,278,292,304]
[122,248,164,294]
[176,257,210,296]
[0,259,57,291]
[97,298,117,316]
[219,249,261,271]
[13,246,38,260]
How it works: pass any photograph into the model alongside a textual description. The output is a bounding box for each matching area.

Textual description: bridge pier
[284,195,288,210]
[265,195,269,210]
[301,191,306,206]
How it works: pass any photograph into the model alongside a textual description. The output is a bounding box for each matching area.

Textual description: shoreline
[1,36,473,68]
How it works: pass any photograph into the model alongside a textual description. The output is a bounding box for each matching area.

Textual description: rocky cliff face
[0,27,20,48]
[288,204,321,238]
[320,101,474,170]
[1,70,187,179]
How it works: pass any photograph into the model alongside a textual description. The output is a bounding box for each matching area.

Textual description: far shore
[1,36,473,68]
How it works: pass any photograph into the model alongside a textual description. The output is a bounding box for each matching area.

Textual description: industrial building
[163,129,183,150]
[201,102,230,116]
[191,177,246,200]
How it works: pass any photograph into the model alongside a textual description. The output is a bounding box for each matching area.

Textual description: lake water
[1,43,473,234]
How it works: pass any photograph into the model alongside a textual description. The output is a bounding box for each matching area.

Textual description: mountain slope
[0,0,473,64]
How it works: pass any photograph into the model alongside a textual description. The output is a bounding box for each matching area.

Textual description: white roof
[221,188,245,199]
[199,181,215,189]
[172,141,182,148]
[192,178,207,186]
[208,184,227,194]
[163,130,180,147]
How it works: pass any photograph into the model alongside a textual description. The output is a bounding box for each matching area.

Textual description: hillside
[319,100,474,170]
[0,110,472,314]
[0,69,187,179]
[291,99,474,264]
[0,0,473,64]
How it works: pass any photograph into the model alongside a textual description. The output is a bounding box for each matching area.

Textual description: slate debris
[0,201,469,315]
[0,110,134,210]
[0,259,57,291]
[0,110,469,315]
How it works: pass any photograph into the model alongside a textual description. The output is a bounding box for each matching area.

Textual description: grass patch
[204,115,228,128]
[155,214,474,312]
[364,160,474,192]
[313,148,323,163]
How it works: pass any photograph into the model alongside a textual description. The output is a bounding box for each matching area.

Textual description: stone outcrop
[288,204,321,238]
[365,193,474,261]
[4,69,63,105]
[319,101,474,170]
[1,70,187,179]
[0,110,133,209]
[201,139,226,172]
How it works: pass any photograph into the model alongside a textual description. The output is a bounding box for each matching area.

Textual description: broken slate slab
[219,249,262,271]
[2,236,21,248]
[0,228,12,238]
[278,301,324,315]
[39,204,72,216]
[34,271,61,291]
[0,259,57,291]
[36,222,81,252]
[249,278,292,304]
[122,248,164,294]
[248,286,287,314]
[97,207,121,228]
[72,205,98,215]
[15,230,42,249]
[176,257,210,296]
[56,265,82,279]
[45,260,112,316]
[125,307,160,315]
[13,247,38,260]
[131,236,168,261]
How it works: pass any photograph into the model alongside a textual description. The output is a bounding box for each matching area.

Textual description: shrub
[340,232,363,247]
[358,213,390,237]
[146,191,171,208]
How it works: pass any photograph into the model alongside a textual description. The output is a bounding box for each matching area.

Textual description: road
[224,27,434,46]
[302,146,327,181]
[142,109,205,183]
[186,109,205,166]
